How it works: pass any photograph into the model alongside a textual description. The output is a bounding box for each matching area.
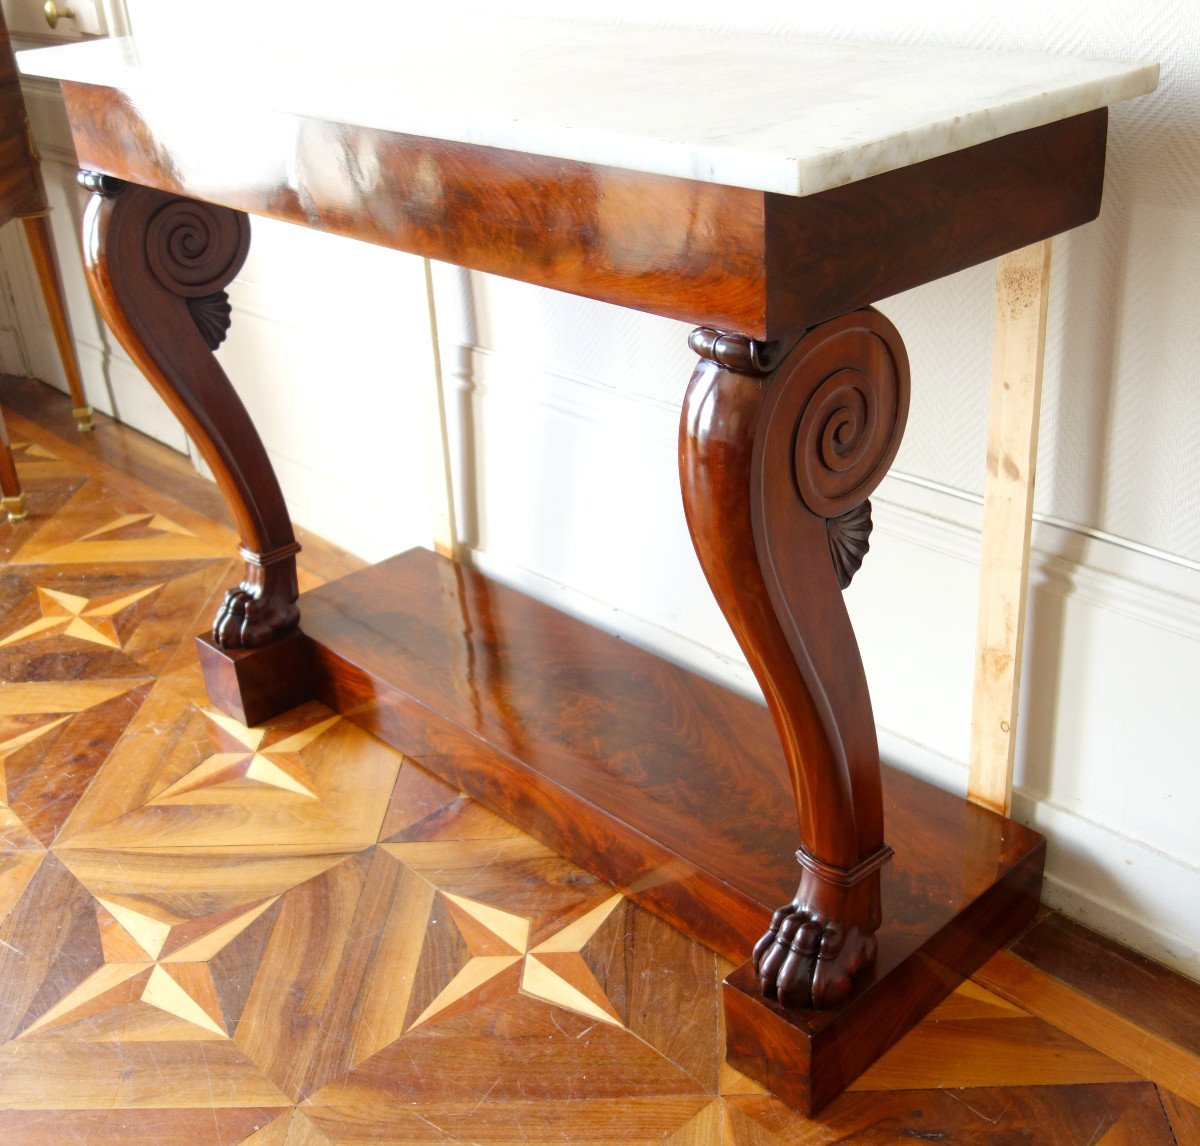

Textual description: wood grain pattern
[975,911,1200,1106]
[0,12,47,225]
[1,393,1197,1141]
[764,113,1104,334]
[60,81,1106,340]
[80,178,303,652]
[18,215,92,429]
[726,1082,1177,1144]
[303,548,1044,964]
[1160,1089,1200,1143]
[969,240,1053,814]
[679,314,910,1010]
[56,59,1114,1104]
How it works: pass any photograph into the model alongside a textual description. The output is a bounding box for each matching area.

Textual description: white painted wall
[5,2,1198,979]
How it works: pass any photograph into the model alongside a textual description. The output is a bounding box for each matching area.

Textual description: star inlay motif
[410,892,625,1030]
[78,513,198,542]
[20,894,279,1039]
[150,710,339,803]
[0,584,162,649]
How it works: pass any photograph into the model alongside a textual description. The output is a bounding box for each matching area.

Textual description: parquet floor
[2,377,1199,1144]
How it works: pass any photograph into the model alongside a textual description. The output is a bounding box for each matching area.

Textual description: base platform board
[297,547,1045,1108]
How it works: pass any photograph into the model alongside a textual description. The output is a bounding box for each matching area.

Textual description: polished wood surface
[19,215,93,430]
[0,390,1195,1142]
[62,81,1106,340]
[679,313,910,1008]
[723,839,1042,1112]
[0,406,25,521]
[0,17,47,224]
[81,178,300,650]
[301,549,1043,958]
[977,909,1200,1107]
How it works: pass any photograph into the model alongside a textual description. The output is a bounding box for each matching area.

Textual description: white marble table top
[19,17,1157,198]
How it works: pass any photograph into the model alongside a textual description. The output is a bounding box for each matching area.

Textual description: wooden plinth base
[291,548,1044,1111]
[196,628,313,728]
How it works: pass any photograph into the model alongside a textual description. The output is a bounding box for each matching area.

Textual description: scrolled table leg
[80,173,309,720]
[679,309,910,1009]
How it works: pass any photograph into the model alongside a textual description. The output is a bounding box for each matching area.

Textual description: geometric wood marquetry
[1,386,1198,1142]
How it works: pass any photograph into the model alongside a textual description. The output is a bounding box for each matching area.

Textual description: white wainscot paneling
[450,330,1200,980]
[864,481,1200,977]
[448,341,754,691]
[217,219,437,563]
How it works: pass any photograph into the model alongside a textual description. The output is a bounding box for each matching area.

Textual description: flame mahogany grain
[60,81,1105,340]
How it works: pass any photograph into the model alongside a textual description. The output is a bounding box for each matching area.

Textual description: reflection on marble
[19,17,1156,196]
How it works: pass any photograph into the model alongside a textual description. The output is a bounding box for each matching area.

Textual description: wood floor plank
[303,1097,716,1142]
[56,698,403,854]
[1159,1088,1200,1144]
[726,1082,1176,1144]
[850,1013,1141,1091]
[0,852,42,929]
[991,911,1200,1057]
[234,851,376,1102]
[0,1040,292,1108]
[976,945,1200,1107]
[0,1108,287,1145]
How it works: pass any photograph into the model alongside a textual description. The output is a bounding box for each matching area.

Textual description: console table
[20,22,1156,1114]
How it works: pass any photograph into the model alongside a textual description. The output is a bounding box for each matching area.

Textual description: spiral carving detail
[789,320,909,519]
[145,200,250,299]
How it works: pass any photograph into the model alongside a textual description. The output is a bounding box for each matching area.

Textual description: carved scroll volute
[752,308,910,863]
[81,176,301,649]
[681,309,909,1010]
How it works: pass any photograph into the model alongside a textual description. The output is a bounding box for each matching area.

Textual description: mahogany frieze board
[301,548,1045,976]
[61,80,1104,339]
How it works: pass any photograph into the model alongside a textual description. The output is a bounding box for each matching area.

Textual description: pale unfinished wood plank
[968,239,1052,814]
[422,257,459,559]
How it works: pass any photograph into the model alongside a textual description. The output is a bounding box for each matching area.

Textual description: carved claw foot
[753,846,890,1010]
[212,544,301,650]
[213,585,299,649]
[755,907,877,1009]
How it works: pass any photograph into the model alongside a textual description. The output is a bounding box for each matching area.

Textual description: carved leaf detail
[828,500,873,590]
[187,292,233,350]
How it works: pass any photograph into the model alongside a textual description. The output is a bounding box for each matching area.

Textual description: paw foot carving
[213,584,299,650]
[752,851,888,1010]
[754,906,876,1010]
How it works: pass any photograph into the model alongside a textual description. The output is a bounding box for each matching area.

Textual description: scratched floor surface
[1,380,1198,1144]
